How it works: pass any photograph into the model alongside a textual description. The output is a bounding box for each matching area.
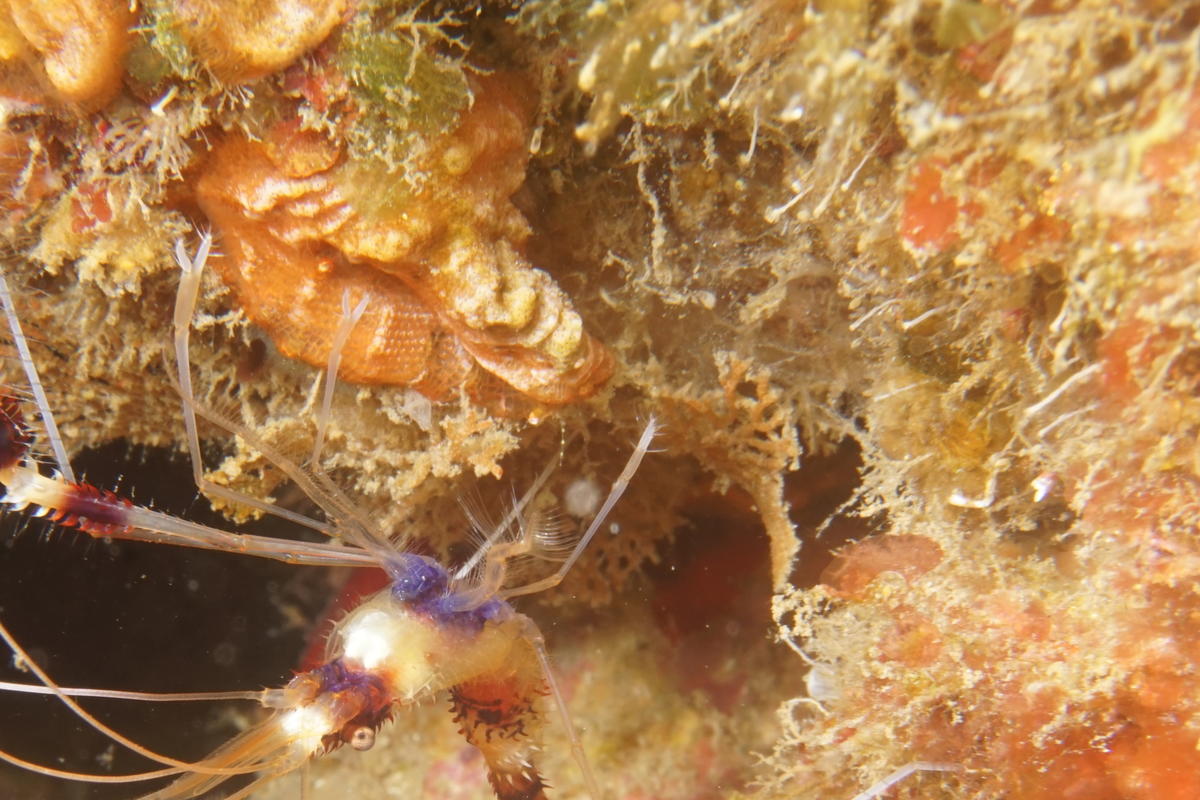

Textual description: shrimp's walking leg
[449,628,556,800]
[0,395,376,567]
[174,236,392,556]
[0,272,74,482]
[521,617,601,800]
[172,234,334,535]
[501,417,658,599]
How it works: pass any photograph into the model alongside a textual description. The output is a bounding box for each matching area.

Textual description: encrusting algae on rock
[3,0,1200,798]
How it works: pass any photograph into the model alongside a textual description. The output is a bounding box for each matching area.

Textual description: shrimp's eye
[349,726,376,751]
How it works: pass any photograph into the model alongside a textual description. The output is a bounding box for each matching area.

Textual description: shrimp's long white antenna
[0,750,183,784]
[0,680,265,702]
[310,290,368,467]
[0,616,280,777]
[0,272,74,483]
[502,416,657,599]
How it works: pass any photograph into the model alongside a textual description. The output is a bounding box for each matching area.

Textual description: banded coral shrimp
[0,233,658,799]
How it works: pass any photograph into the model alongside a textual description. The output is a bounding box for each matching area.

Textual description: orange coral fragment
[4,0,132,107]
[70,180,111,233]
[820,534,943,597]
[172,0,346,84]
[993,213,1069,273]
[900,159,961,252]
[195,75,612,409]
[878,609,942,667]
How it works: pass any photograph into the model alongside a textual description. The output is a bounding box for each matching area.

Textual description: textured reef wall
[2,0,1199,798]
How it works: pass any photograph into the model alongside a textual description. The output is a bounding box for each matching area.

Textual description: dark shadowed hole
[0,442,336,799]
[634,436,865,788]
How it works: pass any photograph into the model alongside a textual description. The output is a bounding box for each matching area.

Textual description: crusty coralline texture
[728,1,1200,797]
[516,0,1200,796]
[7,1,1200,798]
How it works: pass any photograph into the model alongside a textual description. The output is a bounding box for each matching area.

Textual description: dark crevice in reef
[0,441,335,800]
